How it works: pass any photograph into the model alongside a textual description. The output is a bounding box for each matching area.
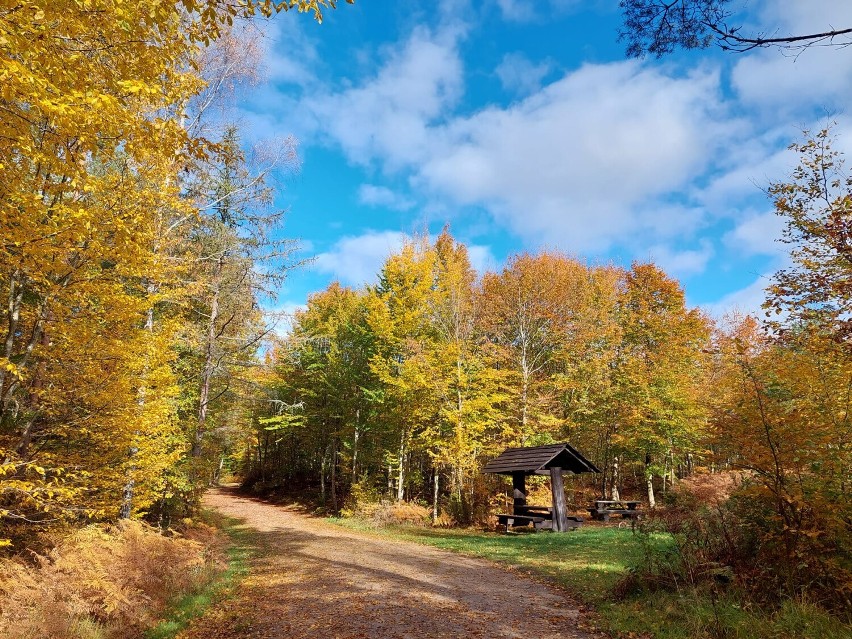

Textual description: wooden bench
[588,500,642,521]
[588,508,641,521]
[497,513,548,531]
[497,511,585,531]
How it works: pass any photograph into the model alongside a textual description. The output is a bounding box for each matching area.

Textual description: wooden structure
[483,443,600,532]
[588,500,641,521]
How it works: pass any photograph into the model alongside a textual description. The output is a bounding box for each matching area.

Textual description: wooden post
[512,472,526,512]
[550,467,569,533]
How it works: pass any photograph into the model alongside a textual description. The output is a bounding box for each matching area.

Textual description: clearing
[178,487,600,639]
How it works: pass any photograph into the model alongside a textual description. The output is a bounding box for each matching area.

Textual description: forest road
[178,486,600,639]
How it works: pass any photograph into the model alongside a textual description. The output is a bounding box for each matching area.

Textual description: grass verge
[329,518,850,639]
[144,511,255,639]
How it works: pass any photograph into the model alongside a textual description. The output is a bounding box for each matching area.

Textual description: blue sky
[235,0,852,324]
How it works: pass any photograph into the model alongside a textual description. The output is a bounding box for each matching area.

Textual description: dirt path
[179,487,598,639]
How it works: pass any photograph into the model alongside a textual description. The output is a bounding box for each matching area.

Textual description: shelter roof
[482,443,600,475]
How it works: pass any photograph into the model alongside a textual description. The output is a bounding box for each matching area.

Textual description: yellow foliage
[1,0,346,534]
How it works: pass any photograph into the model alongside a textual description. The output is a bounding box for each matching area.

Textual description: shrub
[370,501,432,527]
[618,478,852,622]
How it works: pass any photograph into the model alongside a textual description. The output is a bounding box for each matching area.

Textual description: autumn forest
[1,1,850,638]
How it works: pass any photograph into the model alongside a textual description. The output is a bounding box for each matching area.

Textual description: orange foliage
[0,520,224,638]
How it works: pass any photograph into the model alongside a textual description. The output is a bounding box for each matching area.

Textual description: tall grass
[0,520,224,639]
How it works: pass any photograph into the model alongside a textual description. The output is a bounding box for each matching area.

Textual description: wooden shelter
[483,443,600,532]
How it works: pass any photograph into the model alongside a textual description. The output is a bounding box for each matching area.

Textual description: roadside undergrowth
[144,511,255,639]
[0,517,227,639]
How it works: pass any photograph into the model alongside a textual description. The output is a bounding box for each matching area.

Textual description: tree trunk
[611,455,621,500]
[351,410,359,484]
[646,453,656,508]
[120,291,155,519]
[396,433,406,502]
[0,270,23,412]
[192,258,222,458]
[432,468,439,523]
[214,454,225,484]
[320,446,327,504]
[519,331,529,443]
[330,439,338,514]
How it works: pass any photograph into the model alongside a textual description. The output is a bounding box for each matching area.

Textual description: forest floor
[176,486,602,639]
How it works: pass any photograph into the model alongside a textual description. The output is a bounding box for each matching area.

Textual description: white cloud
[466,244,498,275]
[418,62,730,251]
[723,211,786,257]
[704,273,774,320]
[313,230,408,286]
[312,230,496,286]
[264,21,756,256]
[646,242,714,278]
[495,0,585,23]
[265,301,308,337]
[249,0,852,305]
[304,27,464,169]
[358,184,415,211]
[731,0,852,111]
[697,130,795,211]
[495,53,553,96]
[495,0,537,23]
[256,16,321,88]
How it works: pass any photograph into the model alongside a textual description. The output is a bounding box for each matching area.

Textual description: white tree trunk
[647,472,656,509]
[396,434,406,502]
[432,470,439,523]
[193,259,221,457]
[611,456,621,500]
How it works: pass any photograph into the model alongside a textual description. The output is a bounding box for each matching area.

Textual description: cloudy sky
[237,0,852,320]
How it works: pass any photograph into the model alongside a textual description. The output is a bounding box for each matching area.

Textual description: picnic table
[497,504,584,532]
[588,500,642,521]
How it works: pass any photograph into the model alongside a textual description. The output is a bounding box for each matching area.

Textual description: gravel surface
[178,487,599,639]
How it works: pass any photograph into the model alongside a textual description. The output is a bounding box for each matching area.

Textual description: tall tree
[480,253,583,444]
[424,230,506,520]
[765,128,852,344]
[611,263,711,507]
[710,315,852,600]
[366,238,439,502]
[0,0,345,540]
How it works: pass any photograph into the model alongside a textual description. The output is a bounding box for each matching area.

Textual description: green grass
[144,512,255,639]
[328,518,851,639]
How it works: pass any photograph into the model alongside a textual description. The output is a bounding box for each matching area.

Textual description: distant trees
[247,232,713,522]
[619,0,852,56]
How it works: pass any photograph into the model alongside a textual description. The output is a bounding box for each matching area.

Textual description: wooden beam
[549,467,569,533]
[512,471,526,510]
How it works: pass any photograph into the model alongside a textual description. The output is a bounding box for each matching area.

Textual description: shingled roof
[482,442,600,475]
